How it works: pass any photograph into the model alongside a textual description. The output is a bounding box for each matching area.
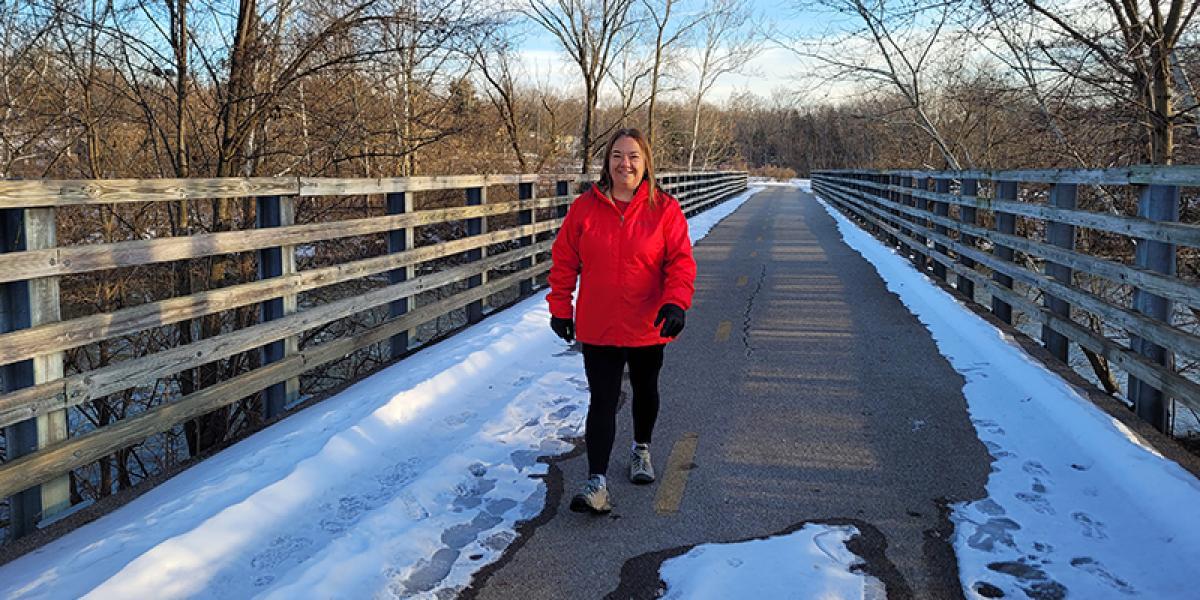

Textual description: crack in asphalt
[742,264,766,356]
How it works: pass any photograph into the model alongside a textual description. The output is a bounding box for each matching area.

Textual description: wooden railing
[0,170,748,539]
[813,168,1200,437]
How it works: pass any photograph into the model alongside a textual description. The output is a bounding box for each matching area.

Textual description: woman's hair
[597,127,657,207]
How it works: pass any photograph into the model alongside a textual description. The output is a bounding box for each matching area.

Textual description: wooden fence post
[1,207,67,539]
[909,176,927,271]
[387,191,414,360]
[518,181,536,297]
[895,174,911,259]
[466,186,487,324]
[557,180,570,219]
[867,172,880,233]
[932,178,950,280]
[1129,184,1180,432]
[878,173,895,246]
[992,181,1018,324]
[1043,184,1077,363]
[256,195,298,418]
[958,179,978,302]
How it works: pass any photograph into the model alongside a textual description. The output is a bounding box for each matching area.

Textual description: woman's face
[608,136,645,191]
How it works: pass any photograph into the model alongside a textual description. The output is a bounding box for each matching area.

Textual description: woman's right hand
[550,317,575,343]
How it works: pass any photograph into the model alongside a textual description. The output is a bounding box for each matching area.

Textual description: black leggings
[581,343,665,476]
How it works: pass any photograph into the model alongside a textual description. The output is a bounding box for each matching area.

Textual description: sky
[2,182,1198,599]
[512,0,864,106]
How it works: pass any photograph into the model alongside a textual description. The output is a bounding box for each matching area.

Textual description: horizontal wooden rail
[682,180,748,214]
[0,171,740,208]
[869,165,1200,186]
[0,196,571,283]
[817,182,1200,413]
[821,183,1200,360]
[819,173,1200,248]
[826,180,1200,312]
[0,176,745,285]
[0,239,551,428]
[812,170,1199,425]
[0,171,749,535]
[0,261,551,500]
[0,219,564,366]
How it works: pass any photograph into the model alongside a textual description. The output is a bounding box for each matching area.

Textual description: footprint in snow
[566,376,589,392]
[376,458,420,489]
[482,530,517,551]
[983,441,1013,458]
[1069,557,1136,595]
[966,517,1021,552]
[397,548,460,594]
[250,535,313,573]
[974,498,1006,516]
[443,410,476,427]
[1015,492,1056,515]
[441,511,504,549]
[549,405,577,421]
[510,449,540,471]
[1022,460,1050,477]
[1072,512,1108,540]
[452,477,498,511]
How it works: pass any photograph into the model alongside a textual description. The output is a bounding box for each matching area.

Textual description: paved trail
[468,186,992,599]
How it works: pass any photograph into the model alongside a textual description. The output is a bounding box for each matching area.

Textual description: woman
[546,128,697,514]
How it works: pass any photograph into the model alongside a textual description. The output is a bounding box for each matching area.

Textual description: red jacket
[547,181,697,346]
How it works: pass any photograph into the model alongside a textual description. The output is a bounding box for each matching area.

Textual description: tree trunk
[1150,47,1173,165]
[687,94,702,172]
[581,83,596,175]
[648,23,665,154]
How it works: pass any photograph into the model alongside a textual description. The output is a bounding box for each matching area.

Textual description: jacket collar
[592,179,650,207]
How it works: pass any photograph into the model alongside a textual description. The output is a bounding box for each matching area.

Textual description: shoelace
[632,451,649,472]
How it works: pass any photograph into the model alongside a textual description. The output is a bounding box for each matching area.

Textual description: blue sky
[514,0,860,104]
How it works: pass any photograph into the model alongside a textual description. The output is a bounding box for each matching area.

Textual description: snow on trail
[658,525,886,600]
[815,195,1200,599]
[0,187,763,600]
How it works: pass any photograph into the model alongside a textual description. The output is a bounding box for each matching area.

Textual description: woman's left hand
[654,304,686,338]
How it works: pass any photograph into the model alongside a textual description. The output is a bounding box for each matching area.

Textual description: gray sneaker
[630,445,655,484]
[570,476,612,513]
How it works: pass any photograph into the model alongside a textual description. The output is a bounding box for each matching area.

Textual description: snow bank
[816,196,1200,599]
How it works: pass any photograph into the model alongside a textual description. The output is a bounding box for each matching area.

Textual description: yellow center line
[654,432,700,515]
[714,321,732,342]
[736,275,748,287]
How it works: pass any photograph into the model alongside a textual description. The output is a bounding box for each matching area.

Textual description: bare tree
[0,1,64,177]
[778,0,967,169]
[607,16,654,129]
[1015,0,1200,164]
[471,28,531,171]
[525,0,637,174]
[642,0,703,152]
[685,0,757,171]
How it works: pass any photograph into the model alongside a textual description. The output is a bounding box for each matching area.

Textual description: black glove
[654,304,686,338]
[550,316,575,343]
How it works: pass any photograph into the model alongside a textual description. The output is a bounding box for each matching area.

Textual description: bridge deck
[2,185,1198,600]
[469,186,990,599]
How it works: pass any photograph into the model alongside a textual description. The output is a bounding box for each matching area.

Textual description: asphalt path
[465,186,992,599]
